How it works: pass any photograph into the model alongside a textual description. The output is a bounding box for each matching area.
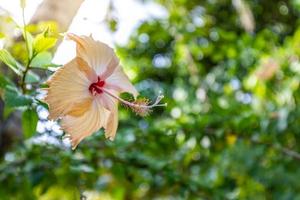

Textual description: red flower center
[89,77,105,95]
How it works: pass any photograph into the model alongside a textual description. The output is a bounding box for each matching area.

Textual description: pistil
[101,87,166,116]
[89,77,166,116]
[102,87,166,108]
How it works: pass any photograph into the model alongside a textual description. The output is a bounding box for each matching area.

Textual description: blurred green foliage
[1,0,300,199]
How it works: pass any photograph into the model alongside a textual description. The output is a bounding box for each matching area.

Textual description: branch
[20,52,37,94]
[281,147,300,161]
[250,138,300,161]
[232,0,255,33]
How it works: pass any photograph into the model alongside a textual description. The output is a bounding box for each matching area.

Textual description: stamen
[101,87,167,116]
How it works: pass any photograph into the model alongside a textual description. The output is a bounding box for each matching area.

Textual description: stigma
[89,77,105,95]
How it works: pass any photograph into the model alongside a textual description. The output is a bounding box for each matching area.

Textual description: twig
[20,55,36,94]
[174,34,199,81]
[20,5,35,94]
[281,147,300,161]
[250,138,300,161]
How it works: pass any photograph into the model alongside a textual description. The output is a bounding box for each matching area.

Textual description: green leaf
[0,49,23,75]
[30,52,52,68]
[0,73,14,88]
[120,92,135,101]
[23,30,34,59]
[25,71,40,83]
[22,108,38,139]
[3,106,14,119]
[108,18,118,32]
[0,32,5,38]
[36,98,49,109]
[4,85,33,107]
[33,31,57,53]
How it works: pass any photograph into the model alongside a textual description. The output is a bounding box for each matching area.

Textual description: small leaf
[4,85,33,107]
[25,71,40,83]
[109,18,118,32]
[30,51,52,68]
[36,98,49,109]
[120,92,135,101]
[33,31,57,53]
[0,49,23,75]
[22,108,38,138]
[0,73,14,88]
[70,165,95,173]
[0,74,13,100]
[23,30,34,59]
[3,106,14,119]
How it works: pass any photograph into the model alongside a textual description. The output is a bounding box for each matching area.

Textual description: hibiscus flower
[44,33,165,149]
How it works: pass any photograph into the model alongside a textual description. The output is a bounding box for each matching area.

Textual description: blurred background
[1,0,300,199]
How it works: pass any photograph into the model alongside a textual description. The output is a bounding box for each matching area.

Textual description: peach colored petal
[44,58,92,120]
[76,57,97,82]
[67,33,119,78]
[61,100,109,148]
[66,97,93,117]
[105,66,138,98]
[105,108,118,140]
[96,93,119,140]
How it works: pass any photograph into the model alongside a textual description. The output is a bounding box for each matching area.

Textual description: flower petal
[105,66,138,98]
[44,58,95,120]
[61,99,109,148]
[97,93,119,140]
[67,33,119,78]
[66,97,93,117]
[76,57,98,82]
[105,107,118,141]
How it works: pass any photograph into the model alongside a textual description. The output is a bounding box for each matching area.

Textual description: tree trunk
[30,0,84,32]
